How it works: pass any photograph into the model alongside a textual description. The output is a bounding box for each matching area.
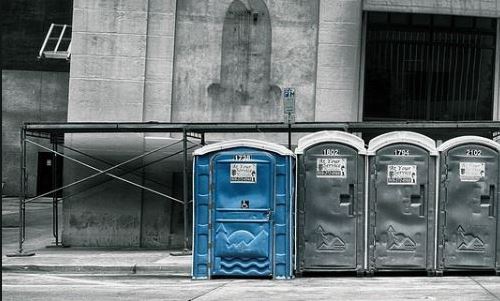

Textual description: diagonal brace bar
[24,139,183,204]
[59,143,169,189]
[58,144,201,203]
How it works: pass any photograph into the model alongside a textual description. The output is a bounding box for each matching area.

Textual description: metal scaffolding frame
[8,121,500,256]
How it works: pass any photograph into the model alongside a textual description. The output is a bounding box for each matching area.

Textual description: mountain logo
[315,225,346,252]
[386,225,416,252]
[456,225,485,252]
[215,224,269,258]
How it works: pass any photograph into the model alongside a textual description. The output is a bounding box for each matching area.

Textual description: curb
[2,265,191,277]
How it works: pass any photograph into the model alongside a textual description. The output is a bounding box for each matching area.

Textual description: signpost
[283,88,295,124]
[283,88,295,149]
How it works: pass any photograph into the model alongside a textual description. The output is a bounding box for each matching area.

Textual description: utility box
[192,139,295,279]
[295,131,366,275]
[437,136,500,274]
[367,132,438,274]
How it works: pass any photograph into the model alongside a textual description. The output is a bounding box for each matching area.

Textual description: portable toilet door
[295,131,366,275]
[437,136,500,274]
[191,139,295,279]
[367,131,438,275]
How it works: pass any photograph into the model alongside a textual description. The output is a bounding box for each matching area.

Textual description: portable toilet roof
[367,131,438,156]
[295,130,367,155]
[193,139,295,157]
[437,136,500,152]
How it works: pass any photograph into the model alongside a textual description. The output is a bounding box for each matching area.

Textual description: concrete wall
[172,0,319,123]
[2,70,69,196]
[364,0,500,18]
[315,0,363,121]
[64,0,179,248]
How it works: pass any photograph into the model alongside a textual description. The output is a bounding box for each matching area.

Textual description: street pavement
[2,197,500,300]
[2,273,500,301]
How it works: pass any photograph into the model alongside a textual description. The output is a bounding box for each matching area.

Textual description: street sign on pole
[283,88,295,124]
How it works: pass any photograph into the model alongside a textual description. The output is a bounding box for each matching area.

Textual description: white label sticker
[387,165,417,185]
[459,162,485,182]
[316,158,347,178]
[230,163,256,183]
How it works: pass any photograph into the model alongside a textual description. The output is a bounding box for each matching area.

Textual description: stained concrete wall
[64,0,179,248]
[172,0,319,123]
[2,70,69,196]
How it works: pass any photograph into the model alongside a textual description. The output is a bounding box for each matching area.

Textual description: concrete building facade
[3,0,499,248]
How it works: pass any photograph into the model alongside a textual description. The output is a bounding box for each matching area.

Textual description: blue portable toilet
[192,139,295,279]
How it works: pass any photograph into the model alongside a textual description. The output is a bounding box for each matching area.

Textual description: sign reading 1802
[322,149,339,156]
[394,149,410,156]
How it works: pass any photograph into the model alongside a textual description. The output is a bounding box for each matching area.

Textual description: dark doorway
[37,152,63,197]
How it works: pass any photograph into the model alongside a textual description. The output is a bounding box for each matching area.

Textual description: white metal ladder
[38,23,72,60]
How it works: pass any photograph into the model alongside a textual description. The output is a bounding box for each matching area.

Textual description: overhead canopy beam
[24,121,500,135]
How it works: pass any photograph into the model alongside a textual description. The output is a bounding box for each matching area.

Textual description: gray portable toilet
[436,136,500,275]
[295,131,366,275]
[367,131,438,275]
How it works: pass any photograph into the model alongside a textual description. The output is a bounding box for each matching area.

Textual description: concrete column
[143,0,177,124]
[69,0,148,122]
[65,0,150,247]
[493,18,500,121]
[315,0,363,122]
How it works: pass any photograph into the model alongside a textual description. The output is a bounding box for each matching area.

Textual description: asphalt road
[2,273,500,301]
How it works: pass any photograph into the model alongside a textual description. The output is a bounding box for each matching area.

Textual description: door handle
[340,184,355,216]
[480,185,495,217]
[410,184,425,217]
[265,209,272,221]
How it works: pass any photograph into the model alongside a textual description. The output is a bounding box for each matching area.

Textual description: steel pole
[52,137,59,246]
[182,129,189,252]
[18,128,26,253]
[8,127,35,256]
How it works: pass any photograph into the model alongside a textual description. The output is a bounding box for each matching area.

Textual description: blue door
[211,151,274,276]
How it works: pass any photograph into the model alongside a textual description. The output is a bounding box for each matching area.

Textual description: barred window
[363,13,497,121]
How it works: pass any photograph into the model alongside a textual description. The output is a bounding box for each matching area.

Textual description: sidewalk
[2,197,192,277]
[2,248,192,276]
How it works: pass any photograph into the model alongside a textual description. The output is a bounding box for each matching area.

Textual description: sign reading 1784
[283,88,295,124]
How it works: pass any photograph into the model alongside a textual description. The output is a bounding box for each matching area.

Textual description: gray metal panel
[368,143,436,273]
[297,142,364,273]
[437,143,499,272]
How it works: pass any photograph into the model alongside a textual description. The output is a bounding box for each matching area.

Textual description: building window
[363,13,497,121]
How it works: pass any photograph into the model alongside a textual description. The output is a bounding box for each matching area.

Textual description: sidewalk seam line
[468,276,500,301]
[188,280,233,301]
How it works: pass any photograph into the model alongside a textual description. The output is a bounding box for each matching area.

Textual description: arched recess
[209,0,280,122]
